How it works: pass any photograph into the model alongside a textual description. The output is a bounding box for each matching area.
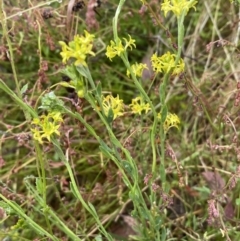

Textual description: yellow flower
[127,63,148,78]
[157,112,180,132]
[31,128,44,144]
[102,95,124,120]
[31,112,63,144]
[123,35,136,50]
[106,40,124,60]
[59,41,74,64]
[151,52,185,75]
[59,30,95,66]
[79,30,95,44]
[161,0,198,17]
[106,35,136,61]
[129,96,151,115]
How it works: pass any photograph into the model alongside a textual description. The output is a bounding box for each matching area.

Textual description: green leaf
[76,65,91,79]
[0,201,15,215]
[60,65,79,83]
[70,182,78,199]
[36,178,43,195]
[95,235,103,241]
[161,105,168,123]
[193,186,211,195]
[99,142,113,159]
[160,164,166,182]
[159,83,166,103]
[107,108,114,123]
[130,209,138,218]
[59,81,75,89]
[39,91,65,112]
[110,136,121,148]
[129,189,141,203]
[0,78,37,118]
[88,202,97,216]
[154,216,162,229]
[139,206,149,220]
[20,83,28,95]
[96,82,102,96]
[161,227,167,241]
[236,198,240,206]
[122,160,133,175]
[74,78,85,98]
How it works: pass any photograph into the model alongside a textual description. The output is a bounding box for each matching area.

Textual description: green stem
[0,193,58,241]
[63,106,133,189]
[1,0,60,21]
[121,55,158,178]
[176,14,185,62]
[74,66,140,190]
[52,138,114,241]
[111,0,159,229]
[34,141,53,235]
[63,104,152,232]
[48,208,83,241]
[159,74,169,188]
[0,5,21,96]
[25,178,83,240]
[0,78,37,119]
[113,0,125,41]
[158,13,186,190]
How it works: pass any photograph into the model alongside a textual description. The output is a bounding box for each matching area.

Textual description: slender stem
[176,14,185,62]
[158,13,186,190]
[111,0,159,231]
[34,141,53,235]
[0,193,58,241]
[52,138,114,241]
[121,55,158,178]
[113,0,125,41]
[0,6,21,97]
[159,75,169,188]
[48,204,84,240]
[25,178,82,241]
[1,0,60,21]
[63,106,133,189]
[0,78,37,119]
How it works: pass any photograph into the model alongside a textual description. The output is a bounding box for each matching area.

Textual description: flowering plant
[59,30,95,66]
[161,0,198,17]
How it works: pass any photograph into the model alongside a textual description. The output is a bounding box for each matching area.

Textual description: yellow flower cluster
[161,0,198,17]
[59,30,95,66]
[157,112,180,132]
[31,112,63,144]
[106,35,136,61]
[97,94,180,133]
[102,95,124,120]
[126,63,148,78]
[151,52,185,75]
[129,96,151,115]
[97,95,152,120]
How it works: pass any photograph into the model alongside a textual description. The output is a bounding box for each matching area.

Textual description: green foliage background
[1,0,240,240]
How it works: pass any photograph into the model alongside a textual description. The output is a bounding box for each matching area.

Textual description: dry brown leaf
[110,215,137,240]
[224,198,235,220]
[202,171,225,191]
[66,0,76,37]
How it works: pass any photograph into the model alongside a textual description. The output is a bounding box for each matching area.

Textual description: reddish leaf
[202,171,225,191]
[0,156,5,168]
[224,198,235,220]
